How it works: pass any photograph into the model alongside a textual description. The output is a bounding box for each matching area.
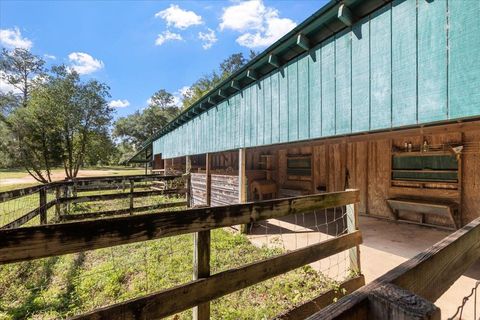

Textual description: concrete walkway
[248,213,479,319]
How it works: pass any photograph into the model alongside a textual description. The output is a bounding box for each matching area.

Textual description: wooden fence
[191,173,239,207]
[0,190,363,319]
[0,174,185,229]
[303,216,480,319]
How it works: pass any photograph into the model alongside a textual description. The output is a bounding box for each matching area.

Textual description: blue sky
[0,0,327,118]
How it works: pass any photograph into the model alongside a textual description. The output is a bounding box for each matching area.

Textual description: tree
[113,89,180,148]
[181,52,252,109]
[7,65,113,182]
[0,48,45,109]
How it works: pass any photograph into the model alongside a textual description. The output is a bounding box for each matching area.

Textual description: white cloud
[0,75,20,94]
[43,54,56,60]
[219,0,296,48]
[198,28,217,50]
[155,30,183,46]
[155,4,203,29]
[0,27,33,49]
[108,99,130,108]
[172,85,190,105]
[68,52,104,75]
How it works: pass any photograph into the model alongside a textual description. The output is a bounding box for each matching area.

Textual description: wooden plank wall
[245,123,480,226]
[210,175,239,207]
[191,173,208,206]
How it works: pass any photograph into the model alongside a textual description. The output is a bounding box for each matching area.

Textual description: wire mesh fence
[0,188,359,319]
[0,175,186,229]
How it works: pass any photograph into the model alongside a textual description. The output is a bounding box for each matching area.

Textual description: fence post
[346,188,361,275]
[55,186,61,220]
[205,153,211,207]
[129,179,134,214]
[238,148,248,234]
[39,187,47,225]
[193,230,211,320]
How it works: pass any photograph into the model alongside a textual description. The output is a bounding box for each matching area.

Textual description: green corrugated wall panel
[392,0,417,127]
[264,76,272,145]
[351,17,370,133]
[370,4,392,130]
[244,87,251,147]
[279,67,289,142]
[252,84,259,146]
[335,29,352,135]
[449,0,480,119]
[258,79,265,146]
[271,71,280,143]
[309,46,321,138]
[418,0,447,123]
[154,1,480,159]
[239,88,245,147]
[321,37,335,137]
[298,54,310,140]
[288,60,299,141]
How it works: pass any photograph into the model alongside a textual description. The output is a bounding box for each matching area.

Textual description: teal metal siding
[153,0,480,159]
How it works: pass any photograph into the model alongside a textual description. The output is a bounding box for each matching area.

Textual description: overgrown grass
[0,184,342,319]
[0,227,336,319]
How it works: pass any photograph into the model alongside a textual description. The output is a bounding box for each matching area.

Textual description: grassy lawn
[0,227,335,319]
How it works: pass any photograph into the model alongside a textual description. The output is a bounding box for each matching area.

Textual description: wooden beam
[0,190,359,264]
[337,4,356,27]
[58,189,185,205]
[207,97,215,105]
[296,34,310,51]
[246,69,258,81]
[230,80,241,91]
[59,202,187,222]
[309,217,480,319]
[72,231,362,320]
[346,189,361,274]
[218,89,227,99]
[277,275,365,320]
[268,54,281,68]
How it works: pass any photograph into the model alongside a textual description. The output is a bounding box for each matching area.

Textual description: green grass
[0,180,341,319]
[0,228,335,320]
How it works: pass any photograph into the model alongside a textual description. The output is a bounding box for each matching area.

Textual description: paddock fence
[0,174,186,229]
[0,190,363,319]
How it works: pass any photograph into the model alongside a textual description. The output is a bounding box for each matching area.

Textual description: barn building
[132,0,480,229]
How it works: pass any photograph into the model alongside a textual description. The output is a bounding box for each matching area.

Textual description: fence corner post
[368,283,441,320]
[346,188,361,275]
[39,187,47,225]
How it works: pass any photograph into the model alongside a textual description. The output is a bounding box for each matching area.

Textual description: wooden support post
[55,186,61,221]
[62,185,68,215]
[239,148,248,233]
[368,283,440,320]
[186,156,192,207]
[193,230,211,320]
[346,189,361,274]
[206,153,211,207]
[39,187,47,225]
[129,179,134,214]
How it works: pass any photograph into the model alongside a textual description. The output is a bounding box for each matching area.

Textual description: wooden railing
[0,190,363,319]
[0,174,184,229]
[305,216,480,319]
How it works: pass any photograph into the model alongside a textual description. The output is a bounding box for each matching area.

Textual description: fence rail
[0,174,185,229]
[0,189,362,319]
[307,216,480,319]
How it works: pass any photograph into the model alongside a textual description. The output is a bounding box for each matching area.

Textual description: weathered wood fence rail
[0,174,185,229]
[306,216,480,320]
[0,190,363,319]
